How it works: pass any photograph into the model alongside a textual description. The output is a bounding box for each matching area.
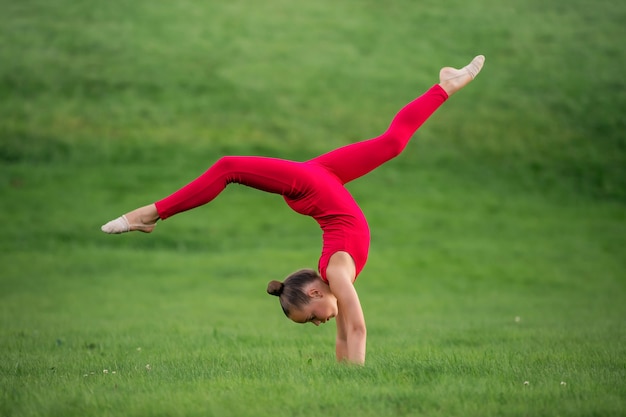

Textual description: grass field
[1,0,625,416]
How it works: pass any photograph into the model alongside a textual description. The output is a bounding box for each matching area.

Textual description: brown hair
[267,269,321,317]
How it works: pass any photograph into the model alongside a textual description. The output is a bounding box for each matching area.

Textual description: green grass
[1,0,625,416]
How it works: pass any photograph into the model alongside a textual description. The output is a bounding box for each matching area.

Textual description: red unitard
[155,85,448,281]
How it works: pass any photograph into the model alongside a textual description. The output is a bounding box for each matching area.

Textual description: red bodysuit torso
[283,162,370,281]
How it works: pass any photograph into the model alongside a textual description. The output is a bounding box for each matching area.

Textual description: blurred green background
[2,0,624,197]
[1,0,625,416]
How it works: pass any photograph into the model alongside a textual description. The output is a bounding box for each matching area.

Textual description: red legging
[155,84,448,219]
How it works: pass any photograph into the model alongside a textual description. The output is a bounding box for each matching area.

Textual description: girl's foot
[101,204,159,234]
[439,55,485,96]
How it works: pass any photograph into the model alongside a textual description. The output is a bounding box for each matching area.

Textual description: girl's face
[289,289,338,326]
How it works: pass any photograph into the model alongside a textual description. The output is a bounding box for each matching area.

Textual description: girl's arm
[326,252,367,365]
[335,309,348,361]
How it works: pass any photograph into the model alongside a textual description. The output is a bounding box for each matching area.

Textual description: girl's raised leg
[308,55,484,185]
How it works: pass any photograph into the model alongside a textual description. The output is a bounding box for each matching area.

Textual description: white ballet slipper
[463,55,485,79]
[101,215,130,234]
[101,214,157,234]
[440,55,485,82]
[438,55,485,96]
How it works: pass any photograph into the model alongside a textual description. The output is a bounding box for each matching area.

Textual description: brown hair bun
[266,280,284,297]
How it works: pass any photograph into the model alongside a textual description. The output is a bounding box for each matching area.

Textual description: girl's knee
[383,134,409,158]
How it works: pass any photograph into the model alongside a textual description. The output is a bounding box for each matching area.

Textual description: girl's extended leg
[308,55,484,184]
[101,156,310,233]
[155,156,305,220]
[308,84,448,184]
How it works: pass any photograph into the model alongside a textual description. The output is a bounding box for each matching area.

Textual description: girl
[102,55,485,365]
